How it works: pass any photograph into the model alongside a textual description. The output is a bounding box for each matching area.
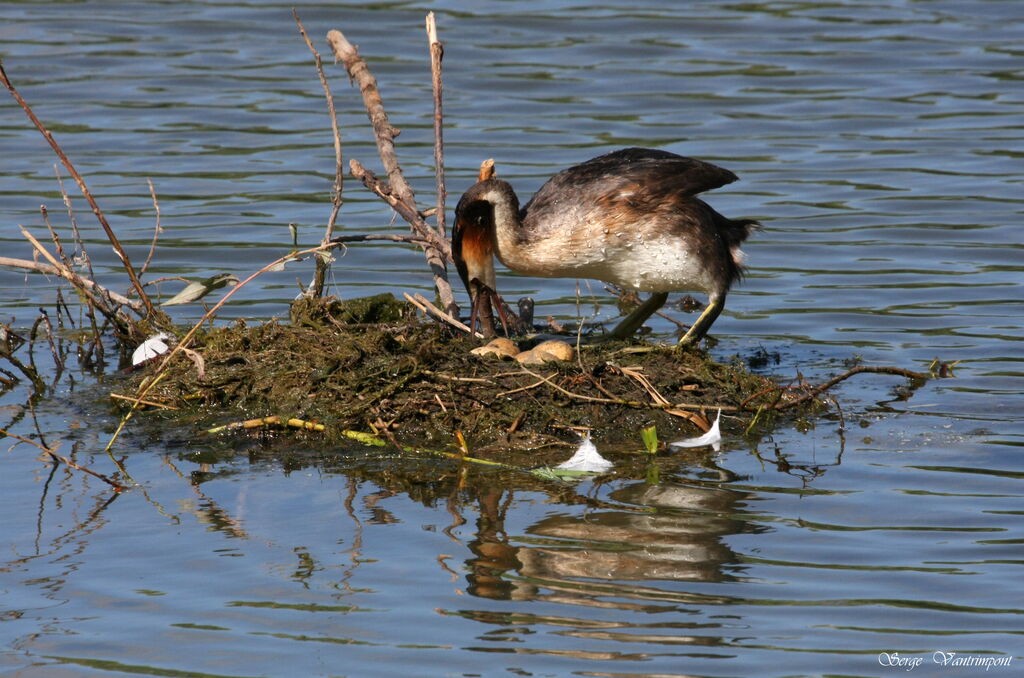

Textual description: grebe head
[452,178,520,302]
[457,177,520,214]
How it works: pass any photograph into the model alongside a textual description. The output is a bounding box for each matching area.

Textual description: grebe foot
[677,297,724,347]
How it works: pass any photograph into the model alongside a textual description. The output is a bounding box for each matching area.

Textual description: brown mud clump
[126,294,794,454]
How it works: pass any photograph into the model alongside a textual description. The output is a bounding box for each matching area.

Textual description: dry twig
[515,365,735,414]
[615,363,711,430]
[14,230,138,336]
[109,393,179,410]
[333,233,431,248]
[742,365,930,411]
[54,166,107,362]
[207,415,326,434]
[404,293,482,338]
[141,178,162,277]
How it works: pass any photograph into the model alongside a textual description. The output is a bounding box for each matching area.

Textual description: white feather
[556,436,614,473]
[669,409,722,451]
[132,332,171,366]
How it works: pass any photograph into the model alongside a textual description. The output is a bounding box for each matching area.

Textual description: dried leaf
[180,347,206,381]
[161,273,239,306]
[266,253,305,273]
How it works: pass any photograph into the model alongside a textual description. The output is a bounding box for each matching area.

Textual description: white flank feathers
[132,332,171,366]
[556,436,614,473]
[670,409,722,452]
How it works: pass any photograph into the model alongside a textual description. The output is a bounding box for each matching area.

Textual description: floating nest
[123,293,792,458]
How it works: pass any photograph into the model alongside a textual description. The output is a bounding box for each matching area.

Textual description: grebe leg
[609,292,669,339]
[678,294,725,347]
[491,291,534,336]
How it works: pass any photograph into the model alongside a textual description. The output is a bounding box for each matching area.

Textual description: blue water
[1,1,1022,676]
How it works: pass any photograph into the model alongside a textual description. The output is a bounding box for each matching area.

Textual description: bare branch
[0,59,159,321]
[326,28,456,312]
[0,255,141,311]
[348,160,452,257]
[326,29,411,200]
[780,365,928,411]
[404,292,482,339]
[331,233,431,247]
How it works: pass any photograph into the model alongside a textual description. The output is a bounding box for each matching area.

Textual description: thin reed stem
[294,10,344,298]
[426,12,447,240]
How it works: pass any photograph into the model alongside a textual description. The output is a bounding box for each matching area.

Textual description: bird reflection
[464,488,521,600]
[462,474,757,605]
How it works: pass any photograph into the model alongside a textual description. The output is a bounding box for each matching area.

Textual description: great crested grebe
[453,147,759,345]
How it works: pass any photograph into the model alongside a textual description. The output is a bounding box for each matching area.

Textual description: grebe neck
[475,181,523,260]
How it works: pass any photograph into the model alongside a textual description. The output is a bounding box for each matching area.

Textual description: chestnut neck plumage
[472,180,522,262]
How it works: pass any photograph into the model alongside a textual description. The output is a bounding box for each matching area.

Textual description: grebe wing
[567,147,738,193]
[522,147,739,223]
